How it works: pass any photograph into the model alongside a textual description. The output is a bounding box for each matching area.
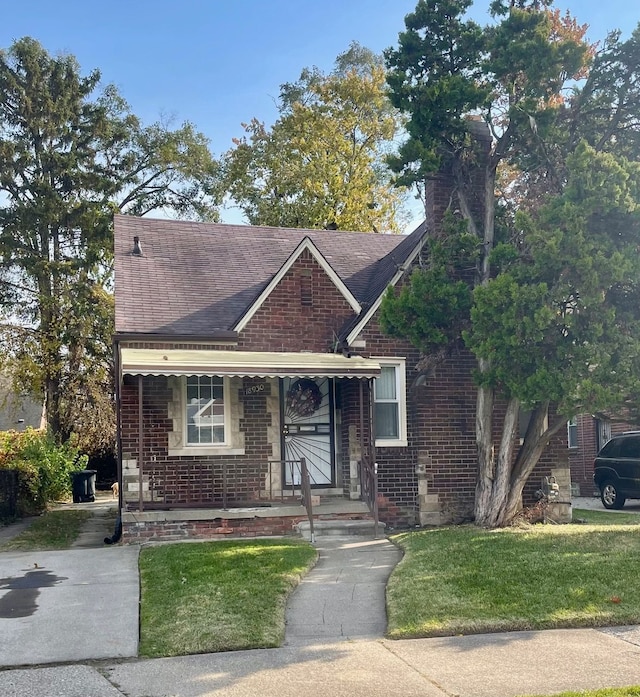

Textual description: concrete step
[296,518,385,541]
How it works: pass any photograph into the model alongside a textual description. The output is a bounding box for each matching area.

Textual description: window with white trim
[567,417,578,449]
[186,375,226,445]
[373,360,407,447]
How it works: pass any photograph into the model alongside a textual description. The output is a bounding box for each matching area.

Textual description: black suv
[593,432,640,509]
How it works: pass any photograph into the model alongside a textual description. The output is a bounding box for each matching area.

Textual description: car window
[599,439,620,457]
[619,437,640,459]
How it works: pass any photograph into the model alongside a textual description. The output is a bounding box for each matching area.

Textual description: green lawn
[139,538,317,657]
[531,690,640,697]
[0,509,91,550]
[387,515,640,639]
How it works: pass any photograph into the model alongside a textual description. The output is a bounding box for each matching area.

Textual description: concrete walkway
[285,536,402,644]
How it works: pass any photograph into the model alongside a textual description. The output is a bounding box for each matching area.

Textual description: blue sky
[2,1,639,225]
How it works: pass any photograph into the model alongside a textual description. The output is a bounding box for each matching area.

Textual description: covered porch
[116,347,382,542]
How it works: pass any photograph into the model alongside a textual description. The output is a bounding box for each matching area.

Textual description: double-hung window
[186,375,225,445]
[567,417,578,449]
[373,359,407,447]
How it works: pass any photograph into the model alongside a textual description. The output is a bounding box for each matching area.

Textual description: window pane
[186,376,225,445]
[199,427,213,444]
[620,437,640,458]
[187,382,198,402]
[376,403,399,439]
[567,419,578,448]
[375,366,396,400]
[599,439,619,457]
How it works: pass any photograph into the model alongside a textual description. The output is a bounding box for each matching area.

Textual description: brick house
[113,203,570,542]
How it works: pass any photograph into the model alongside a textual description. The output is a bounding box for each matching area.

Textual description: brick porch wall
[120,375,275,507]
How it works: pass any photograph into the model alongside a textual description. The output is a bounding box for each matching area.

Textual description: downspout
[114,337,123,511]
[105,338,123,545]
[368,377,379,538]
[359,379,365,475]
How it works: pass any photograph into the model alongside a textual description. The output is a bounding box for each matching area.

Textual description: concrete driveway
[0,546,139,666]
[573,496,640,512]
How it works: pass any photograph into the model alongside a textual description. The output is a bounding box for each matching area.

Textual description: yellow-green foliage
[0,428,86,515]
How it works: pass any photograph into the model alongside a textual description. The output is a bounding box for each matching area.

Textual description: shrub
[0,429,87,515]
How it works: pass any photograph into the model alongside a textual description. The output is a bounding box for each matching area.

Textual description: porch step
[296,518,385,540]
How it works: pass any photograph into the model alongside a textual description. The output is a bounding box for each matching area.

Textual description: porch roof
[120,348,381,379]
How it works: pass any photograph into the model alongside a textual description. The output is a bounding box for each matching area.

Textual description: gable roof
[233,236,361,332]
[114,215,428,338]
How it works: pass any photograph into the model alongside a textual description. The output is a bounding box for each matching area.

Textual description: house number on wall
[244,383,266,395]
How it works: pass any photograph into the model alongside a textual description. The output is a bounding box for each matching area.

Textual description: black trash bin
[71,470,97,503]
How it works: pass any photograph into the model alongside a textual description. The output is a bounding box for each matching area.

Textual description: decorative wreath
[286,379,323,417]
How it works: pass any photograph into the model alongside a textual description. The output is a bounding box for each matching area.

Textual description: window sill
[375,439,408,448]
[168,446,246,457]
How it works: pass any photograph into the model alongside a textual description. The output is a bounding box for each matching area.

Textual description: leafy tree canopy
[382,0,640,526]
[0,37,221,452]
[222,42,407,232]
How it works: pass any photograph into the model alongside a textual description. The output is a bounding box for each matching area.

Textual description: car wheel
[601,481,626,510]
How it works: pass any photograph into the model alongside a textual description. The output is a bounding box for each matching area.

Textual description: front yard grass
[0,509,91,550]
[532,690,640,697]
[530,685,640,697]
[138,538,317,657]
[387,515,640,639]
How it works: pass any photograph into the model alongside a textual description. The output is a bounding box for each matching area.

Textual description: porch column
[138,375,144,513]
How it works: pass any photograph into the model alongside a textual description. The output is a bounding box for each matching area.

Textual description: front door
[281,377,334,486]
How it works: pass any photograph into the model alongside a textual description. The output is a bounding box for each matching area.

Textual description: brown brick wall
[120,375,274,506]
[122,515,303,543]
[348,311,570,526]
[121,511,372,543]
[238,250,355,352]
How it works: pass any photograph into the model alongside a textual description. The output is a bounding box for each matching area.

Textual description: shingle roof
[114,215,427,337]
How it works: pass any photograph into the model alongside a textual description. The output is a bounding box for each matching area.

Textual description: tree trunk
[475,395,520,527]
[474,373,495,522]
[36,225,66,442]
[504,406,567,519]
[476,403,567,526]
[490,396,521,526]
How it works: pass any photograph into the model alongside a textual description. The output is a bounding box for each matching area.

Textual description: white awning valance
[120,348,381,379]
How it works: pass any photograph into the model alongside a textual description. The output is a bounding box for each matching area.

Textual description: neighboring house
[0,374,45,432]
[568,414,640,496]
[113,141,569,542]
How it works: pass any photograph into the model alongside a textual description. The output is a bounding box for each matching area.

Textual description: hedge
[0,429,87,516]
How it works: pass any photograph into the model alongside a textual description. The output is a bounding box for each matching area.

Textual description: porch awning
[120,348,381,379]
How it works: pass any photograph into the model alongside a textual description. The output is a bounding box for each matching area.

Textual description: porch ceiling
[119,348,381,378]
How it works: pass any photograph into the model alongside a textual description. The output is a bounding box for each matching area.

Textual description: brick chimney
[424,117,492,236]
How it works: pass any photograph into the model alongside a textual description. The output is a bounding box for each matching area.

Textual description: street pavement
[1,627,640,697]
[0,496,639,696]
